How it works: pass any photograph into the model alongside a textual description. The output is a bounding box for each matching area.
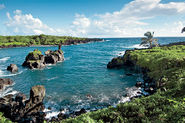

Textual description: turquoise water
[0,37,185,113]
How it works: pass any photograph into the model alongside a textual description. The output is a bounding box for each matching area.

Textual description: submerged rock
[7,64,18,73]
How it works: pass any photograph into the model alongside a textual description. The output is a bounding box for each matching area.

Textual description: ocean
[0,37,185,118]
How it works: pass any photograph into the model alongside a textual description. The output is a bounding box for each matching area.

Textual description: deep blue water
[0,37,185,113]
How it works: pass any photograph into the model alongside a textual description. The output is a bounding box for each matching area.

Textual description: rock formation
[7,64,18,73]
[107,56,125,68]
[0,85,46,123]
[22,47,64,69]
[0,78,13,91]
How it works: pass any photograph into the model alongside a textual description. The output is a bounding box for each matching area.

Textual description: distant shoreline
[0,35,103,49]
[0,39,104,49]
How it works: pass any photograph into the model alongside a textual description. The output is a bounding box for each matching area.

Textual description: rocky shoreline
[0,38,103,49]
[1,42,185,122]
[60,42,185,122]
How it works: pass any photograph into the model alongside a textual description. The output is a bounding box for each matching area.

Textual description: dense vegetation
[140,31,158,48]
[1,44,185,122]
[0,112,12,123]
[62,45,185,122]
[0,34,99,47]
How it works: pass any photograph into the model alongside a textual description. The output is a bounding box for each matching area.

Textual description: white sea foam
[0,69,3,74]
[125,44,148,49]
[47,77,58,81]
[118,87,142,104]
[118,97,130,103]
[0,87,18,98]
[64,57,71,61]
[115,51,125,56]
[0,71,23,77]
[44,101,67,119]
[0,57,10,62]
[45,111,60,119]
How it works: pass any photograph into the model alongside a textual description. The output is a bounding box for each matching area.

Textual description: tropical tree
[140,31,158,48]
[181,27,185,33]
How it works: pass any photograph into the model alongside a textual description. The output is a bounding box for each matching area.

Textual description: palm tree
[140,31,158,48]
[181,27,185,33]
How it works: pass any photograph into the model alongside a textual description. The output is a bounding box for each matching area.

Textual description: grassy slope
[62,45,185,123]
[1,45,185,122]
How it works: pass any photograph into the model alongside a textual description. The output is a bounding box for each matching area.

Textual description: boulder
[107,56,124,69]
[0,85,46,123]
[29,85,45,103]
[135,81,142,87]
[44,55,57,64]
[0,78,13,91]
[23,47,64,69]
[7,64,18,73]
[44,49,64,64]
[22,49,46,69]
[15,93,27,103]
[44,50,51,55]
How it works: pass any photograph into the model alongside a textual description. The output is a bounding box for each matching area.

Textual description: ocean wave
[0,57,10,62]
[114,51,125,56]
[64,57,71,61]
[0,71,23,77]
[118,87,141,104]
[47,77,58,81]
[125,44,148,49]
[44,101,63,119]
[44,111,60,119]
[0,87,18,98]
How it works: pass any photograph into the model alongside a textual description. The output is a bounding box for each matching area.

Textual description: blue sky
[0,0,185,37]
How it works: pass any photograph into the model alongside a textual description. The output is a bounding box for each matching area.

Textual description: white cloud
[0,4,5,10]
[14,10,22,15]
[6,10,57,35]
[4,0,185,37]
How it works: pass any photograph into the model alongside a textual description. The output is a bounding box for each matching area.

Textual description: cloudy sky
[0,0,185,37]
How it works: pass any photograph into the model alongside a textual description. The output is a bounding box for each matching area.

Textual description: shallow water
[0,37,185,115]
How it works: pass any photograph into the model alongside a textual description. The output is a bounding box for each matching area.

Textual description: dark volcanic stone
[135,81,142,87]
[0,78,13,91]
[107,56,124,69]
[0,85,46,123]
[7,64,18,73]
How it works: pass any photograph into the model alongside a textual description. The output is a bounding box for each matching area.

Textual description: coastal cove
[0,37,185,122]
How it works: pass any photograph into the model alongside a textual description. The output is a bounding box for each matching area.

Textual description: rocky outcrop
[0,85,46,123]
[0,78,13,91]
[107,50,156,94]
[22,48,64,69]
[22,49,45,69]
[107,56,125,68]
[7,64,18,73]
[44,49,64,64]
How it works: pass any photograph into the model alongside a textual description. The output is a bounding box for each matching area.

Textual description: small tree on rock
[181,27,185,33]
[140,31,158,48]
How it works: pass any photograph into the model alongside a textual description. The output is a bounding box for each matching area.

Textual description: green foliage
[140,31,158,48]
[61,44,185,123]
[0,34,88,47]
[0,112,12,123]
[26,49,42,60]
